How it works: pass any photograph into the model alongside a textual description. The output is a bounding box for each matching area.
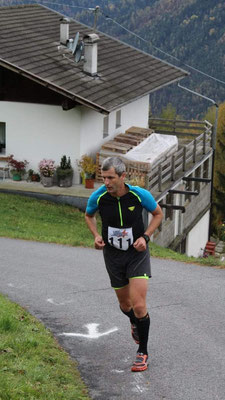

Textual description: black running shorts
[103,245,151,289]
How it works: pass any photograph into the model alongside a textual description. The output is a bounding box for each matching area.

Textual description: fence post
[158,164,162,191]
[171,154,175,181]
[193,139,197,163]
[145,172,150,190]
[173,119,176,134]
[183,147,187,171]
[203,131,206,155]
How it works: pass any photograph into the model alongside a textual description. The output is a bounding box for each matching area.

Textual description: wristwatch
[142,234,150,243]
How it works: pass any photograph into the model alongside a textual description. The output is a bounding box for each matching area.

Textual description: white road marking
[59,323,118,339]
[7,282,25,289]
[132,374,148,394]
[47,298,74,306]
[111,369,124,374]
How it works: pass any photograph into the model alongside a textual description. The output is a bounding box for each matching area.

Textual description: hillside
[1,0,225,118]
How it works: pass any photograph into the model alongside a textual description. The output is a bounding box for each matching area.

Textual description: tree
[212,103,225,232]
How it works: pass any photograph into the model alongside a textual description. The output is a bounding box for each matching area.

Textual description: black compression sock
[136,313,150,355]
[120,307,136,325]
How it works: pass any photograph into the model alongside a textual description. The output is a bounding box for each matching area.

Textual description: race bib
[108,226,133,251]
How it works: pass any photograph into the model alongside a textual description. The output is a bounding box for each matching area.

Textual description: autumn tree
[204,103,225,234]
[213,103,225,231]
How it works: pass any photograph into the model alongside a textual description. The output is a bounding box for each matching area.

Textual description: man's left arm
[133,204,163,252]
[144,204,163,238]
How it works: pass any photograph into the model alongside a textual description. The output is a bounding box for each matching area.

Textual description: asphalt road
[0,237,225,400]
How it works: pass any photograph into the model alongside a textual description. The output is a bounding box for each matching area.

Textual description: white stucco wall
[118,95,149,132]
[186,211,210,257]
[1,94,149,183]
[79,95,149,156]
[1,101,82,182]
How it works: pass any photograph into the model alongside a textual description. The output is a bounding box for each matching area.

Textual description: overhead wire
[102,12,225,86]
[3,0,225,86]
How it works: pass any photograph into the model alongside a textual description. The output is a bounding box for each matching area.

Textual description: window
[116,110,121,128]
[103,115,109,138]
[0,122,6,153]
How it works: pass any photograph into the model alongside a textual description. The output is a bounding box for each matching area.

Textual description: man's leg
[114,285,139,343]
[114,279,150,352]
[129,278,150,371]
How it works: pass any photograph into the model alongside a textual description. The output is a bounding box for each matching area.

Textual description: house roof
[0,4,188,113]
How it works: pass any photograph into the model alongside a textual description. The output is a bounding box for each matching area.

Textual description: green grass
[0,192,223,267]
[0,193,96,247]
[149,242,223,267]
[0,294,90,400]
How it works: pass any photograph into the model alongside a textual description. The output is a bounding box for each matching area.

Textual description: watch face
[143,234,150,243]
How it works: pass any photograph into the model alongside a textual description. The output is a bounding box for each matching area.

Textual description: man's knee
[119,299,132,311]
[133,301,147,318]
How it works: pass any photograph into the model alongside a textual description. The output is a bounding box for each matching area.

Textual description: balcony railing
[96,119,213,195]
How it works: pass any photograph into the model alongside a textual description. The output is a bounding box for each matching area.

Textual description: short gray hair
[101,157,126,176]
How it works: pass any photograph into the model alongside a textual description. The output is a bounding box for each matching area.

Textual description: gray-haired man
[85,157,163,371]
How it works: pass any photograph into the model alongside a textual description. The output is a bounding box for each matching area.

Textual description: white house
[0,4,187,183]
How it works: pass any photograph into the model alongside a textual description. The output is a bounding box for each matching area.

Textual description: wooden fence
[147,120,212,192]
[96,119,213,191]
[149,117,211,137]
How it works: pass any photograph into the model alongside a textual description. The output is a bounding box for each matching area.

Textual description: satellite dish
[71,32,79,55]
[74,41,84,63]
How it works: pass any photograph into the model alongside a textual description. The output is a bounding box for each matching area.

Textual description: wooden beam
[183,177,211,183]
[160,204,186,213]
[169,189,199,196]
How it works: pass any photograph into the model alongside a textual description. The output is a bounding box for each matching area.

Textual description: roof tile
[0,4,188,112]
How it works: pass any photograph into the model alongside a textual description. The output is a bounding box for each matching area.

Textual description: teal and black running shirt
[86,184,157,251]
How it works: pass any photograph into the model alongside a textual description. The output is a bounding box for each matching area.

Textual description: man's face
[101,167,125,196]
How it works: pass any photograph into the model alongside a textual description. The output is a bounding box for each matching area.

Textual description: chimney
[83,33,99,76]
[60,17,70,45]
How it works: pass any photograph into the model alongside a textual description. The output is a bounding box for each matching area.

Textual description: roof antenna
[88,5,100,30]
[70,32,84,63]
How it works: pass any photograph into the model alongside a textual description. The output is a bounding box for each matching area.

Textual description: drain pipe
[178,83,219,240]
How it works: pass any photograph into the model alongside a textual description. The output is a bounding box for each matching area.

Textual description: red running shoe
[131,352,148,372]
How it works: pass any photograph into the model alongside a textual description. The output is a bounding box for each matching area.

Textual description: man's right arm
[85,213,105,250]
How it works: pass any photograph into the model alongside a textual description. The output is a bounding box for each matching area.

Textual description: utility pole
[178,82,219,240]
[92,5,100,30]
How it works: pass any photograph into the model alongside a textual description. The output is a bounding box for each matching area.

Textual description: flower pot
[85,178,94,189]
[58,175,73,187]
[41,176,54,187]
[31,174,40,182]
[12,173,22,181]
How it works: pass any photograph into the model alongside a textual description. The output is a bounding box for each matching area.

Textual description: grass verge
[0,293,90,400]
[0,192,223,267]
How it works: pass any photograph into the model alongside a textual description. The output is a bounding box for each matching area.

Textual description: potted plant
[79,154,96,189]
[38,158,56,187]
[56,155,74,187]
[8,156,28,181]
[27,169,41,182]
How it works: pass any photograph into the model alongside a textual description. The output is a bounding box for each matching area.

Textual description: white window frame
[116,110,121,128]
[103,115,109,138]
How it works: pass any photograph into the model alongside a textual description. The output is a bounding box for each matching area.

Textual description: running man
[85,156,163,372]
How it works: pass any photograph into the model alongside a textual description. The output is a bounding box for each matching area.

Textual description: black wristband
[142,234,150,243]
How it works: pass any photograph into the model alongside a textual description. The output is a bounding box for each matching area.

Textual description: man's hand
[133,237,147,252]
[95,235,105,250]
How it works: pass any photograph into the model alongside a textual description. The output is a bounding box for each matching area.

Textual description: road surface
[0,238,225,399]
